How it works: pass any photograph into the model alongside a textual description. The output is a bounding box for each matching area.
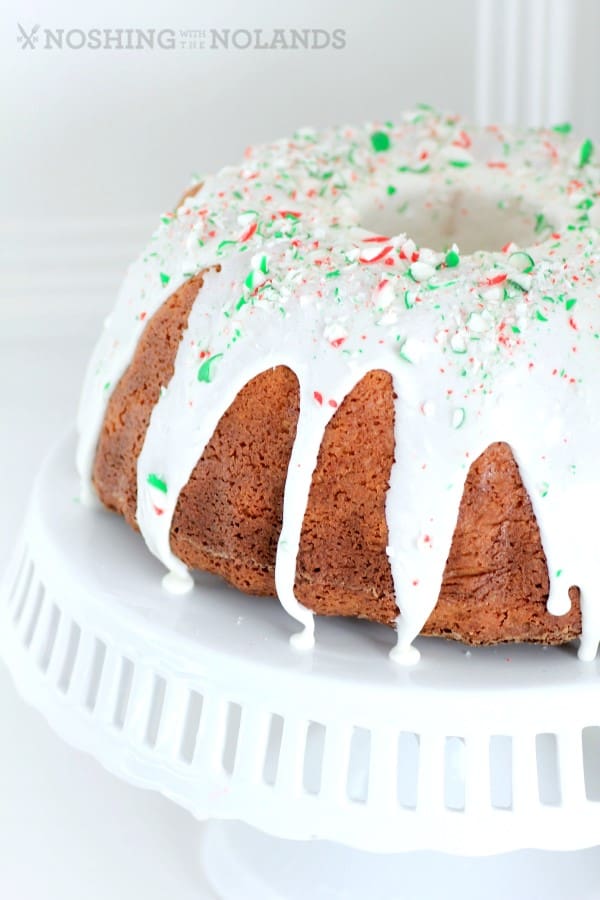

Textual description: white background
[3,0,600,222]
[2,0,600,897]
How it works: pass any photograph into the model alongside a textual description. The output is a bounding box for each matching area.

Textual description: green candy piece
[147,473,167,494]
[508,250,535,273]
[371,131,391,152]
[579,139,594,167]
[397,164,430,174]
[198,353,224,383]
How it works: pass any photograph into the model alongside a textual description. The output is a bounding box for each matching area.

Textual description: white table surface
[3,238,600,899]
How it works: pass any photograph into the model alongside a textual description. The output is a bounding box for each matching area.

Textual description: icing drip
[275,374,369,650]
[76,109,600,662]
[135,263,292,581]
[161,570,194,595]
[578,592,599,661]
[386,371,488,665]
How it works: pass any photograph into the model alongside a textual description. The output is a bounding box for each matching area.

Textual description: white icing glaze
[76,110,600,662]
[161,570,194,595]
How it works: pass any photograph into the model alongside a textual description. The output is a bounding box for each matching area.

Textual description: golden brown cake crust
[93,277,581,647]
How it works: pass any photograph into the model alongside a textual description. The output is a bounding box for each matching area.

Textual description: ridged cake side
[92,278,581,645]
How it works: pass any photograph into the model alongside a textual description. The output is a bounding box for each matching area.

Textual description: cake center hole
[358,186,546,254]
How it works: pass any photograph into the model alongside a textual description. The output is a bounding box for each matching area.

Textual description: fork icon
[17,23,40,50]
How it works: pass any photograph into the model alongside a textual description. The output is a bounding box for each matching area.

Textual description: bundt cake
[77,108,600,663]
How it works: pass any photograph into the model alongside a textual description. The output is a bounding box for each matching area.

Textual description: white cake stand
[3,433,600,898]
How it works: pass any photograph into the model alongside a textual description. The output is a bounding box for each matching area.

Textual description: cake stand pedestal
[3,434,600,898]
